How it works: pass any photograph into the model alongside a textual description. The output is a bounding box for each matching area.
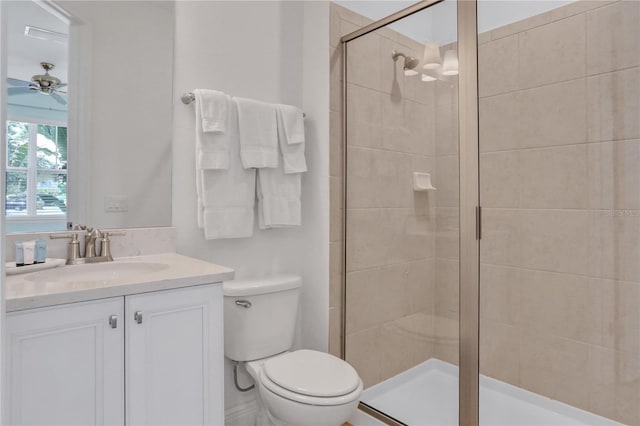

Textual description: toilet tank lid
[224,274,301,297]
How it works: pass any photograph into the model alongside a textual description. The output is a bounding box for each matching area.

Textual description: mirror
[4,0,174,233]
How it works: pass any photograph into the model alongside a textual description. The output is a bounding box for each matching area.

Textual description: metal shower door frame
[340,0,480,424]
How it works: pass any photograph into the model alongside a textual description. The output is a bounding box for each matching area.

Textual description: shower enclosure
[334,0,639,424]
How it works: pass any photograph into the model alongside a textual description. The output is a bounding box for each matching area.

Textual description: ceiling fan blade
[50,92,67,106]
[52,83,67,89]
[7,78,32,87]
[8,87,33,96]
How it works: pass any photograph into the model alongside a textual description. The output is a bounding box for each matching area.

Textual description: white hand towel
[235,97,278,169]
[194,90,231,170]
[277,104,305,145]
[197,100,256,239]
[195,89,228,133]
[276,106,307,174]
[257,165,302,229]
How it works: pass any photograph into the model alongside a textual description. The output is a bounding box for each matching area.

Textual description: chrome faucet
[50,225,126,265]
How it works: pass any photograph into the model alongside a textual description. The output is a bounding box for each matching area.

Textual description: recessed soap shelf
[413,172,436,192]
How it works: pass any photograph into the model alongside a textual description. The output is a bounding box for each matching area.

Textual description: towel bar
[181,92,305,117]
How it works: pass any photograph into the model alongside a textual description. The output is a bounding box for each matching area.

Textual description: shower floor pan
[361,359,620,426]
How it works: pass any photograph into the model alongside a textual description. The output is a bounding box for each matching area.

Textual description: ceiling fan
[8,62,67,105]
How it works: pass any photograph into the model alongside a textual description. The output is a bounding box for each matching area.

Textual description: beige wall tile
[588,345,640,425]
[593,278,640,354]
[346,32,381,91]
[520,210,589,275]
[519,330,591,410]
[479,91,522,152]
[480,264,520,325]
[435,154,459,208]
[435,258,459,320]
[519,145,588,209]
[589,211,640,283]
[378,316,425,381]
[518,14,586,89]
[480,208,522,267]
[587,67,640,143]
[588,139,640,210]
[480,151,520,208]
[436,207,459,261]
[480,320,520,385]
[435,100,459,157]
[433,315,459,366]
[346,327,381,388]
[405,100,436,156]
[347,147,412,209]
[346,84,383,149]
[346,265,409,334]
[519,269,599,344]
[479,34,519,97]
[405,259,436,315]
[519,79,588,148]
[346,208,434,272]
[586,0,640,75]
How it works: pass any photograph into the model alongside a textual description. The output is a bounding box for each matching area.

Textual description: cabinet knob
[108,315,118,329]
[134,311,143,324]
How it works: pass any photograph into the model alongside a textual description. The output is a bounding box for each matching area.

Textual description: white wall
[172,1,329,419]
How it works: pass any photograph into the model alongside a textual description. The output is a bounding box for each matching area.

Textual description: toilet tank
[223,274,301,361]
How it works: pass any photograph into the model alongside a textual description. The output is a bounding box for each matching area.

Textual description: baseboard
[225,400,259,426]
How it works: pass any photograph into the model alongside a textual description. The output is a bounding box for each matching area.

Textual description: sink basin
[24,261,169,286]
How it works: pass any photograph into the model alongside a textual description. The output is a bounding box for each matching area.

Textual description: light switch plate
[104,195,129,212]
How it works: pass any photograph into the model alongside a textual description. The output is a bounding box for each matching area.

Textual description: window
[6,120,68,220]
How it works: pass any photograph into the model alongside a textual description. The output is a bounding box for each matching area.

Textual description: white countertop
[5,253,235,312]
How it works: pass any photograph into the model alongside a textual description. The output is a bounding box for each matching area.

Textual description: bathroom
[0,0,638,425]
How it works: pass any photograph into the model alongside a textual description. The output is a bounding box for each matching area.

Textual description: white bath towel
[276,106,307,174]
[197,100,256,239]
[277,104,305,145]
[257,165,302,229]
[194,89,231,170]
[196,89,228,133]
[235,97,278,169]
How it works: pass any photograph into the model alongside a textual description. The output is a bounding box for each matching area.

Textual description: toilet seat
[259,350,363,406]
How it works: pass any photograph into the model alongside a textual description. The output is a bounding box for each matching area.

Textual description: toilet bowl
[223,275,362,426]
[246,350,363,426]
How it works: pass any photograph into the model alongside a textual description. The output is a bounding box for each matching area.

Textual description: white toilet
[224,275,363,426]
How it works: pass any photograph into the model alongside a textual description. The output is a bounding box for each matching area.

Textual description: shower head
[392,50,419,76]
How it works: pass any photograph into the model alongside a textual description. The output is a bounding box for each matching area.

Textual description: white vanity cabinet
[5,284,224,426]
[5,297,125,426]
[125,284,224,426]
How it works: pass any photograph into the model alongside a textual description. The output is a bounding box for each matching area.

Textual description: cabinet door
[5,298,125,426]
[125,284,223,426]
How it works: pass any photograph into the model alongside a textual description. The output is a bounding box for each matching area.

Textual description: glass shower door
[343,1,462,423]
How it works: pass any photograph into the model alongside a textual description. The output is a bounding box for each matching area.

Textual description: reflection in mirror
[4,1,174,234]
[5,1,69,233]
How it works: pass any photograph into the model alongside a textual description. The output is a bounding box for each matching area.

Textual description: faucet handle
[50,232,82,264]
[99,231,126,261]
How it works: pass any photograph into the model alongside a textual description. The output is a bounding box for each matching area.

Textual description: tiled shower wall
[330,0,639,423]
[478,1,639,423]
